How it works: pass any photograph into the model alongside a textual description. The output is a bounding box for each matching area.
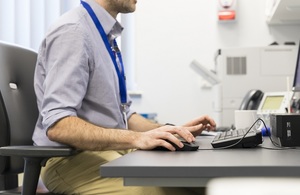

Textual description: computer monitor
[292,42,300,91]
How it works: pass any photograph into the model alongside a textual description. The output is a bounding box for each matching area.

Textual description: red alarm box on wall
[218,0,237,21]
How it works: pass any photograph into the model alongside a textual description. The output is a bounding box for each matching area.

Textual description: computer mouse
[152,140,199,151]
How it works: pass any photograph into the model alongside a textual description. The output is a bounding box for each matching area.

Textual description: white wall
[130,0,300,125]
[1,0,299,126]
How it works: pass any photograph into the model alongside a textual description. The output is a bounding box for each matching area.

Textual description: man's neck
[94,0,118,18]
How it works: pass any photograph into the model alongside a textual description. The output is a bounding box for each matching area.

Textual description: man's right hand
[134,125,201,151]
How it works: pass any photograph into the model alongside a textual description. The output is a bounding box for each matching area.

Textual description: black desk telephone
[239,89,264,110]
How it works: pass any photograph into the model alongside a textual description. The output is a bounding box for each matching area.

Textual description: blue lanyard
[81,1,127,105]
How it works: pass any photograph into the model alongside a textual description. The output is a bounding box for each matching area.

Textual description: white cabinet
[266,0,300,24]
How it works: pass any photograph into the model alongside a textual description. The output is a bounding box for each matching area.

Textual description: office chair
[0,41,77,195]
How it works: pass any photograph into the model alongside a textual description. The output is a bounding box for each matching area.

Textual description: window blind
[0,0,78,50]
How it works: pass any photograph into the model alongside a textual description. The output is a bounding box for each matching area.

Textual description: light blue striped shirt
[33,0,133,146]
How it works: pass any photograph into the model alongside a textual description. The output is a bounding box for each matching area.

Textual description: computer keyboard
[211,128,262,148]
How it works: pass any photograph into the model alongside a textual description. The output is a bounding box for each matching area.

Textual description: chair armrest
[0,145,78,158]
[0,146,78,194]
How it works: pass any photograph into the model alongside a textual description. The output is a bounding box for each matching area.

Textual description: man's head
[96,0,137,18]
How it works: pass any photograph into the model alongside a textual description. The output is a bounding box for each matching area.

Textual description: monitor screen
[261,95,284,111]
[292,42,300,91]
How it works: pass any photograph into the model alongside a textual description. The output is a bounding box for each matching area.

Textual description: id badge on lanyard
[81,1,128,129]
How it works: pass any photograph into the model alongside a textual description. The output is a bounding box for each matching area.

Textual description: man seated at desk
[32,0,216,194]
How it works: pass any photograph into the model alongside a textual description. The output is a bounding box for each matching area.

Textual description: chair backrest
[0,41,38,174]
[0,91,9,174]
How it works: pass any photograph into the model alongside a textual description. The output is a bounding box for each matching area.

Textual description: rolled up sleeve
[35,24,92,131]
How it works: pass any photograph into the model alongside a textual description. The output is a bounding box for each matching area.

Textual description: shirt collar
[108,21,123,45]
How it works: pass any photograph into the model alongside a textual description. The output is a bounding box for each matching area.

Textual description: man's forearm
[128,113,161,132]
[47,116,141,151]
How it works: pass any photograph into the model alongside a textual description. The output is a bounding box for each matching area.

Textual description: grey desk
[101,136,300,187]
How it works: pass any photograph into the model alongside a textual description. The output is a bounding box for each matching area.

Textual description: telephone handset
[239,89,264,110]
